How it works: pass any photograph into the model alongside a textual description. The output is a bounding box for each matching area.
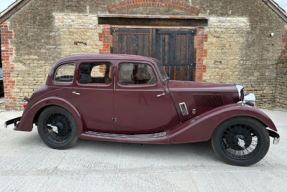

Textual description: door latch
[72,91,80,95]
[157,93,165,97]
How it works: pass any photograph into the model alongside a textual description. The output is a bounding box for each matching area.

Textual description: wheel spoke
[220,123,261,160]
[43,112,72,144]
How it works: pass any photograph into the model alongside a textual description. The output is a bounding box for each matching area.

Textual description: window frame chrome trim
[53,63,75,84]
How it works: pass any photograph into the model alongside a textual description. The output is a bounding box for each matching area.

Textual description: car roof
[56,54,157,64]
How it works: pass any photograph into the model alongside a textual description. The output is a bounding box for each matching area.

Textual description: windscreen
[155,61,168,81]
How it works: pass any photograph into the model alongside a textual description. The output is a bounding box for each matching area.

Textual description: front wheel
[211,117,270,166]
[37,106,78,149]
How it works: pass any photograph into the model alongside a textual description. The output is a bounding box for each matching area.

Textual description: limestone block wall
[203,17,250,84]
[1,0,287,110]
[276,56,287,109]
[53,13,103,57]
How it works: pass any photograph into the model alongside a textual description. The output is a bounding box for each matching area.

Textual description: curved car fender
[14,97,84,135]
[168,104,277,144]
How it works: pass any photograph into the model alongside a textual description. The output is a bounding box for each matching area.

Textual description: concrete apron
[0,109,286,191]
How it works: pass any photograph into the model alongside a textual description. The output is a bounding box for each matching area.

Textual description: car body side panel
[14,97,84,135]
[168,103,277,144]
[168,80,240,123]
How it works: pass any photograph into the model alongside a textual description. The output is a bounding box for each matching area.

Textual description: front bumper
[267,129,280,145]
[4,117,21,128]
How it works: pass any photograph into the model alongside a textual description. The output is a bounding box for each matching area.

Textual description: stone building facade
[0,0,287,110]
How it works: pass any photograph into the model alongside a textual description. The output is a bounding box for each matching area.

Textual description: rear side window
[78,63,112,85]
[54,64,75,83]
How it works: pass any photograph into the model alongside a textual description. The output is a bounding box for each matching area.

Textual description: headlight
[235,83,256,106]
[244,93,256,106]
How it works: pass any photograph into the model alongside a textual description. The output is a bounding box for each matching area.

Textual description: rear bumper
[4,117,21,128]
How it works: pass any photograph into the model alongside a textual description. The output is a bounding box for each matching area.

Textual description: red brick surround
[283,30,287,56]
[99,25,111,54]
[0,22,16,110]
[194,27,207,82]
[107,0,201,16]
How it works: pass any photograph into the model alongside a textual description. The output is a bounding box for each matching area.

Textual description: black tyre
[37,106,78,149]
[211,117,270,166]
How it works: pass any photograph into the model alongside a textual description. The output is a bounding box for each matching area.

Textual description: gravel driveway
[0,109,286,192]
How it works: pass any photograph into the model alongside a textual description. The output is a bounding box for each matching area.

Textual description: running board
[80,131,169,144]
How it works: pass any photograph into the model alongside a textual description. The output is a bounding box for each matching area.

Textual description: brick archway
[107,0,201,16]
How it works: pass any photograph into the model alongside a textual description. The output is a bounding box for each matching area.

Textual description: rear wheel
[37,106,78,149]
[211,117,270,166]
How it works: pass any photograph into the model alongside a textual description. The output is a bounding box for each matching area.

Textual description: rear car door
[71,60,115,133]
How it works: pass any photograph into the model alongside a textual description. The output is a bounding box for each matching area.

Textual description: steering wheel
[147,75,155,84]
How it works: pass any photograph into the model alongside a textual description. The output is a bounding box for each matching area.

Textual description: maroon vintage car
[5,54,280,166]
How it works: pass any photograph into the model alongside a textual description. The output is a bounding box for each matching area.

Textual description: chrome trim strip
[235,84,244,100]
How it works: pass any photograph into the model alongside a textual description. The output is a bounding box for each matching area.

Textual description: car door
[71,60,115,133]
[114,60,178,134]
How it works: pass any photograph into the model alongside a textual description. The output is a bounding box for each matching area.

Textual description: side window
[91,65,106,78]
[119,63,156,85]
[79,63,112,85]
[54,64,75,83]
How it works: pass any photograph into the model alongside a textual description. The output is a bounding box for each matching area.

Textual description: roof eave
[263,0,287,23]
[0,0,31,24]
[0,0,286,25]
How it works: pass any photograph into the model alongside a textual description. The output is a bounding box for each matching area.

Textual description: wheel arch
[33,105,57,125]
[15,97,85,134]
[214,116,269,133]
[168,104,278,144]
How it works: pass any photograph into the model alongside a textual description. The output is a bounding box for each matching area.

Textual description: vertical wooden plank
[182,34,188,81]
[162,36,166,66]
[111,27,118,54]
[170,34,177,80]
[174,34,179,80]
[132,34,138,55]
[138,34,143,56]
[119,34,124,54]
[152,29,157,58]
[147,33,151,57]
[187,33,192,81]
[145,34,150,57]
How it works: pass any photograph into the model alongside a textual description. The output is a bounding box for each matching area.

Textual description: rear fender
[14,97,84,135]
[168,104,277,144]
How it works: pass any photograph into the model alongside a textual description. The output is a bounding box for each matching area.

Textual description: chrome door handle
[72,91,80,95]
[157,93,165,97]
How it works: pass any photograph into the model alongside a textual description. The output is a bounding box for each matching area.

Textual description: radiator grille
[193,94,223,107]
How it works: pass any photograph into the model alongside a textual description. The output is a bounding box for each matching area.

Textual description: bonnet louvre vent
[193,94,223,107]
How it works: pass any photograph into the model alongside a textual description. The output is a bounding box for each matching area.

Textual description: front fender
[168,104,277,144]
[14,97,84,135]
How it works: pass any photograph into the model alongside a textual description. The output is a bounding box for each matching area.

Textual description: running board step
[85,131,166,139]
[80,131,168,144]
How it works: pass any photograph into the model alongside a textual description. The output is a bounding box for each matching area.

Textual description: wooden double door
[111,28,196,81]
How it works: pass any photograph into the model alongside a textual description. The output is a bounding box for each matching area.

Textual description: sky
[0,0,286,14]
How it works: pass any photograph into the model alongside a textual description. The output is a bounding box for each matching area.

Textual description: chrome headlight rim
[235,84,244,100]
[244,93,256,106]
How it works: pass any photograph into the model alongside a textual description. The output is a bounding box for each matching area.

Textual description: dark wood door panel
[111,27,196,81]
[111,28,152,57]
[155,29,196,81]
